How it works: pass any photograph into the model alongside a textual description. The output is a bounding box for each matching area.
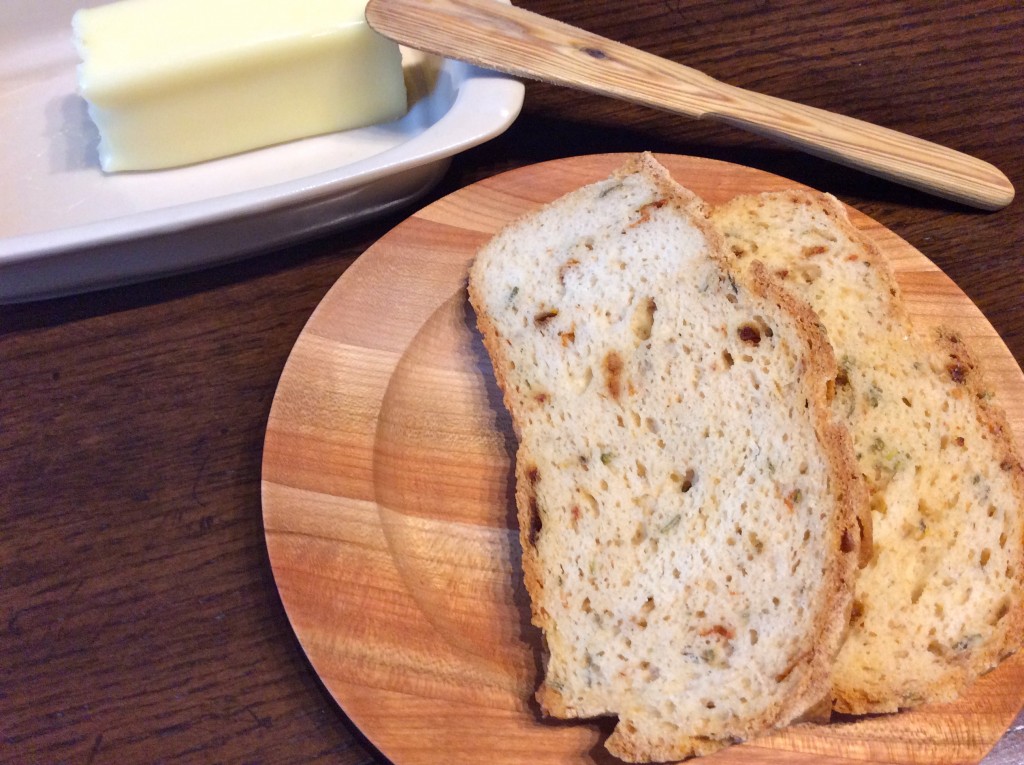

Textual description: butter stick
[73,0,408,172]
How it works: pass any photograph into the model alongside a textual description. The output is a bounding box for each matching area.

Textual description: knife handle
[366,0,1014,210]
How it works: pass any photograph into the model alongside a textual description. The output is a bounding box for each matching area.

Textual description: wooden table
[2,1,1021,763]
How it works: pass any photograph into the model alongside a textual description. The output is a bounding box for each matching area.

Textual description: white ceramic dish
[0,0,524,303]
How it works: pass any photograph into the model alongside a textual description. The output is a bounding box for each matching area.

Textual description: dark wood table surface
[3,1,1022,763]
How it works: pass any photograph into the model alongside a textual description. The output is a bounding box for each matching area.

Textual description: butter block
[73,0,408,171]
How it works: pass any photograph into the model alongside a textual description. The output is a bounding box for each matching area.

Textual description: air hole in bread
[631,297,657,342]
[851,599,865,623]
[999,531,1008,548]
[748,629,759,646]
[558,257,581,285]
[840,528,856,553]
[980,548,991,567]
[632,524,646,545]
[798,263,822,284]
[722,349,734,369]
[990,597,1011,625]
[578,489,598,516]
[527,494,542,547]
[749,531,764,554]
[911,582,925,604]
[573,366,594,394]
[582,597,592,613]
[635,460,647,478]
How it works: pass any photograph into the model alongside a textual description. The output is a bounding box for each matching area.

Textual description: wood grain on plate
[261,154,1024,765]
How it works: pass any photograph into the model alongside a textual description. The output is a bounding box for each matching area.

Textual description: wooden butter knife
[366,0,1014,211]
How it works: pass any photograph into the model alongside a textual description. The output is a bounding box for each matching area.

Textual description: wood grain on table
[2,2,1022,763]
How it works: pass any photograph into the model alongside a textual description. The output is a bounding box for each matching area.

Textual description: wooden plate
[261,154,1024,765]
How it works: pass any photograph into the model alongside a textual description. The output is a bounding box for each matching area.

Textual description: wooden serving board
[261,154,1024,765]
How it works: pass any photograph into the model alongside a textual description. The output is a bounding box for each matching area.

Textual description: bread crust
[470,155,863,761]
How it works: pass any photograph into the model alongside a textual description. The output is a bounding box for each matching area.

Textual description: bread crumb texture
[469,156,860,761]
[712,190,1024,714]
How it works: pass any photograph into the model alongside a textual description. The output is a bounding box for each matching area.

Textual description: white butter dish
[0,0,524,303]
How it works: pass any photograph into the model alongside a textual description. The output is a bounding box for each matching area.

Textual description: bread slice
[468,155,863,761]
[711,190,1024,714]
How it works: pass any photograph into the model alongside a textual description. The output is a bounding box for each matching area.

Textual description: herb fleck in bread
[468,155,862,761]
[712,190,1024,714]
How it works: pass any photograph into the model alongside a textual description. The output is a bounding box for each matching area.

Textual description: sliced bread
[468,155,863,760]
[711,190,1024,714]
